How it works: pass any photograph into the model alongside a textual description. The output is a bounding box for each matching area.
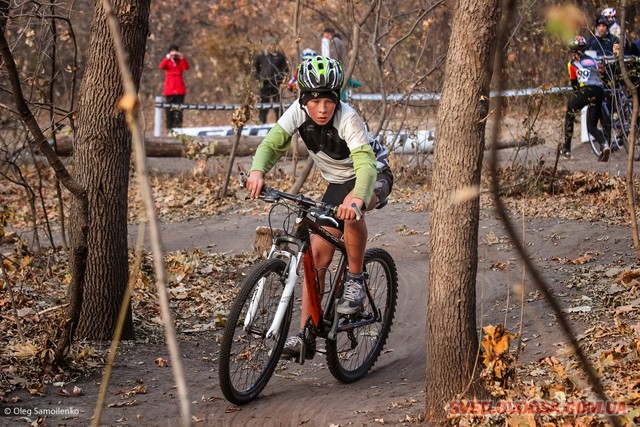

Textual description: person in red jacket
[159,44,190,131]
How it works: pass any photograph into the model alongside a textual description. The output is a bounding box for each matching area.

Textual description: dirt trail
[7,197,637,426]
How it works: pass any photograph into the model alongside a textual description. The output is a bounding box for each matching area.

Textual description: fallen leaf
[155,357,169,367]
[107,399,138,408]
[569,254,593,265]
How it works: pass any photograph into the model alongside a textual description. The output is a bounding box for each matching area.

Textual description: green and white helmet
[297,56,344,93]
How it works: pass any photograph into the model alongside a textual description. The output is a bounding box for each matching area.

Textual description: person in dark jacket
[159,44,190,131]
[253,38,290,124]
[586,15,619,57]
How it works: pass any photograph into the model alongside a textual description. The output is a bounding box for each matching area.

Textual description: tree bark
[425,0,500,423]
[68,0,150,340]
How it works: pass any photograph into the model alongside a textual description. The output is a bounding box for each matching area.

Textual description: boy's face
[306,98,337,126]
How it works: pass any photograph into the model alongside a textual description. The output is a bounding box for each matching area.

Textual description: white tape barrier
[171,124,433,154]
[172,124,274,137]
[349,86,573,101]
[382,129,435,153]
[157,87,575,151]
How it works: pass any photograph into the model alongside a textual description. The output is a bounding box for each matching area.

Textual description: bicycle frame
[246,207,348,341]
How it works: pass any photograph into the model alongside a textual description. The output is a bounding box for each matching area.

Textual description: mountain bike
[587,55,640,157]
[218,174,398,405]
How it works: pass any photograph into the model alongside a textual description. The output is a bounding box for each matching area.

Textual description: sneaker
[280,334,315,361]
[599,143,610,162]
[336,274,366,315]
[561,149,571,159]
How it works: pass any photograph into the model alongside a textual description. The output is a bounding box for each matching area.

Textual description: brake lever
[260,188,280,203]
[316,213,339,228]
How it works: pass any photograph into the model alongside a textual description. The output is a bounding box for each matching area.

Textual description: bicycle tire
[588,124,622,156]
[218,258,292,405]
[587,111,620,157]
[618,101,638,155]
[325,248,398,383]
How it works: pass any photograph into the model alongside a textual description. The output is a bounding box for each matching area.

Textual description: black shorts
[317,168,394,231]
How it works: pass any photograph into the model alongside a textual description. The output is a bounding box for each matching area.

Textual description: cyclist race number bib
[576,69,590,84]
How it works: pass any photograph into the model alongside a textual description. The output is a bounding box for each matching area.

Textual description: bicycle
[218,173,398,405]
[587,55,640,157]
[587,88,625,157]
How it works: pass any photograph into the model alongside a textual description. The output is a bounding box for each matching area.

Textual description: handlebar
[239,171,362,222]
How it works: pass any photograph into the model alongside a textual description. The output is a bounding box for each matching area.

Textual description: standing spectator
[586,15,619,57]
[586,14,619,136]
[254,37,289,124]
[330,33,347,64]
[159,44,189,131]
[320,27,346,64]
[321,28,333,59]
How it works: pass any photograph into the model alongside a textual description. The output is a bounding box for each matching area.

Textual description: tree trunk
[68,0,150,340]
[425,0,500,423]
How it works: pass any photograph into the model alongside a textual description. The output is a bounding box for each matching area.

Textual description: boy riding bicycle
[246,56,393,360]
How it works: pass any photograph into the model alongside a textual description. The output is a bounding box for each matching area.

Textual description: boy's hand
[336,197,364,221]
[247,170,264,199]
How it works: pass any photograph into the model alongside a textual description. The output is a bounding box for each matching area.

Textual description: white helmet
[601,7,616,22]
[300,48,316,60]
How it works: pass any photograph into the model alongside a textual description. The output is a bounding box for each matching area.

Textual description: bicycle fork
[244,249,302,340]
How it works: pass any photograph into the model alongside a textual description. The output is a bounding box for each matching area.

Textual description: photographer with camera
[159,44,190,132]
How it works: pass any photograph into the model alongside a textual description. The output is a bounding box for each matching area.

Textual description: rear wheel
[588,109,619,157]
[218,258,292,405]
[325,248,398,383]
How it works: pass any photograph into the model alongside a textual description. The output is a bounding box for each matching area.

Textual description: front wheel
[325,248,398,383]
[617,101,639,155]
[218,258,292,405]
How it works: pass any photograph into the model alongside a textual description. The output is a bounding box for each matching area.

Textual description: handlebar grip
[239,171,248,187]
[351,203,363,221]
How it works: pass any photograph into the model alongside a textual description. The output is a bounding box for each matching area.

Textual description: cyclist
[246,56,393,359]
[563,35,610,161]
[600,7,621,39]
[287,48,317,90]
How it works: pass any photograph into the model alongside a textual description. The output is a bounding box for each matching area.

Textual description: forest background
[3,0,640,136]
